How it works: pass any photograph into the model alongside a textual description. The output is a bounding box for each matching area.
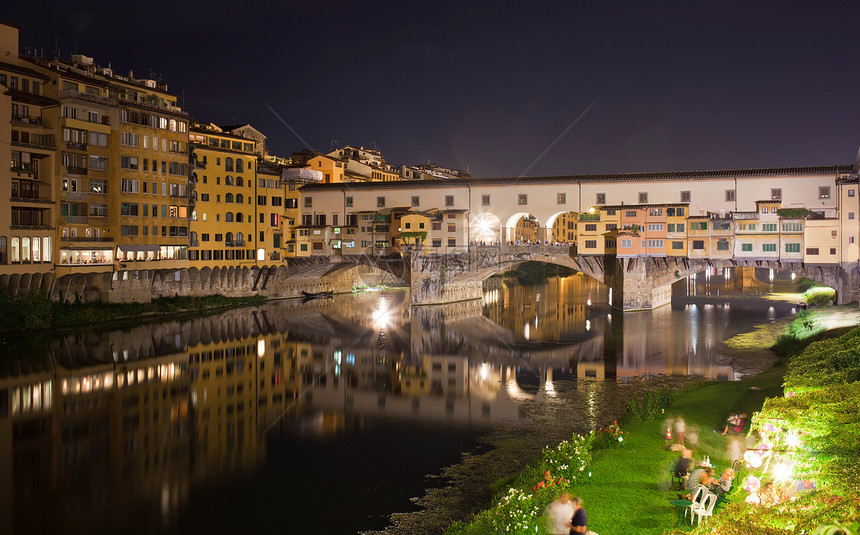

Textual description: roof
[0,59,50,80]
[600,203,690,210]
[300,164,852,191]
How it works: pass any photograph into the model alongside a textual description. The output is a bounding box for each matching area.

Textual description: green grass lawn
[574,369,785,535]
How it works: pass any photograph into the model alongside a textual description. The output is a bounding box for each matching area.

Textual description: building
[188,123,257,268]
[1,20,57,275]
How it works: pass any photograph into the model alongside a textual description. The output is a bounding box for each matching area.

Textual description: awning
[117,244,161,253]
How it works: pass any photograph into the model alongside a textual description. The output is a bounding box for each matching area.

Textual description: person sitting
[673,449,694,478]
[714,468,736,494]
[760,481,782,506]
[685,467,715,496]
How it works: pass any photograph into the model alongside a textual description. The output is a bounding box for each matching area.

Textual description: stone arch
[503,211,543,244]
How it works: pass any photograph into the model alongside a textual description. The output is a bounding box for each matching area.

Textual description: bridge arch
[470,212,502,244]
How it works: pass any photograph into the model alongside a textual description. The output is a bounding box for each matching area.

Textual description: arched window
[236,176,244,187]
[10,237,20,263]
[225,175,234,186]
[42,237,51,263]
[236,159,243,172]
[190,231,198,245]
[21,237,31,263]
[191,210,198,221]
[225,193,234,203]
[236,233,244,246]
[225,212,234,222]
[225,232,234,245]
[0,236,7,264]
[225,157,234,172]
[236,194,244,204]
[235,212,243,223]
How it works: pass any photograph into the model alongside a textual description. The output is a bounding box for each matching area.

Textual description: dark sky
[10,1,860,177]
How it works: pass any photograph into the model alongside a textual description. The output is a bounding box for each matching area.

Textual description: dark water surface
[0,267,799,534]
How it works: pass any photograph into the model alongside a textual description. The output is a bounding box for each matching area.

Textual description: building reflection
[0,267,782,532]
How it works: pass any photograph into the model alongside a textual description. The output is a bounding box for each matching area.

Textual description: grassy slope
[577,368,785,535]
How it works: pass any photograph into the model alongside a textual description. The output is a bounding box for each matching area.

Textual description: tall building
[188,123,257,267]
[1,20,57,275]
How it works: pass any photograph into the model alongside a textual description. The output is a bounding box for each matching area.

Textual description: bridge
[251,244,857,311]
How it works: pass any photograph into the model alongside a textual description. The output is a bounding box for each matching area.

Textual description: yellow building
[576,211,604,255]
[400,211,432,251]
[306,155,344,183]
[188,124,257,268]
[1,21,57,275]
[256,160,284,263]
[551,212,577,244]
[838,175,859,262]
[666,205,688,257]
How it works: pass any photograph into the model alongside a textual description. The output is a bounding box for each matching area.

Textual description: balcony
[65,165,88,175]
[61,236,113,243]
[65,191,88,201]
[11,163,37,177]
[67,141,88,151]
[224,241,246,248]
[11,115,44,126]
[64,216,89,224]
[59,89,117,107]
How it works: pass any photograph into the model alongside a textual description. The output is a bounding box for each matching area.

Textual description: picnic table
[669,498,693,527]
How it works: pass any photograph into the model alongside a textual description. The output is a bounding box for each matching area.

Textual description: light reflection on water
[0,267,797,534]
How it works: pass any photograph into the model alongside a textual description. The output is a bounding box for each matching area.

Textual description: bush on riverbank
[502,262,576,285]
[0,290,266,333]
[772,310,824,358]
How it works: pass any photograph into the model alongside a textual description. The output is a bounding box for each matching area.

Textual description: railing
[65,165,88,175]
[67,141,88,151]
[11,163,37,174]
[65,191,87,201]
[60,89,117,107]
[61,236,113,242]
[64,216,89,224]
[11,115,43,125]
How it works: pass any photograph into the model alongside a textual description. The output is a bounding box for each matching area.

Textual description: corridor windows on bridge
[681,191,691,203]
[557,193,566,204]
[849,212,856,220]
[445,195,454,207]
[763,243,777,252]
[819,186,831,199]
[692,240,705,250]
[481,195,490,206]
[377,196,385,207]
[638,192,648,203]
[304,197,312,207]
[411,196,420,206]
[771,188,782,200]
[672,241,684,250]
[716,240,730,251]
[649,208,662,216]
[518,194,528,205]
[848,189,856,197]
[785,243,801,253]
[741,243,753,252]
[345,196,353,207]
[596,192,606,204]
[725,190,736,202]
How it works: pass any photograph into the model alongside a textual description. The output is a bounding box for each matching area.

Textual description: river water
[0,267,799,535]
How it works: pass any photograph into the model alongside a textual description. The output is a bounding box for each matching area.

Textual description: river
[0,267,800,534]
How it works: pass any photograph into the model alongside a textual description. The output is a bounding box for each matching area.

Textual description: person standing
[568,496,590,534]
[546,492,575,535]
[675,416,686,445]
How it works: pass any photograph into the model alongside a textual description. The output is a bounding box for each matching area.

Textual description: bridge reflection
[0,276,774,532]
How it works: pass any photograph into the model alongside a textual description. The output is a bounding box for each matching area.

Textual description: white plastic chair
[692,493,718,525]
[685,485,708,522]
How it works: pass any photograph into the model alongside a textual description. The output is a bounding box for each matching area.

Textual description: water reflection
[0,267,797,534]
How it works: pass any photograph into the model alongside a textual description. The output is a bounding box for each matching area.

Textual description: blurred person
[568,496,598,535]
[675,416,686,445]
[715,468,735,494]
[545,492,574,535]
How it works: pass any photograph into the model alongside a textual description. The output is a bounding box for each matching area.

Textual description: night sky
[9,1,860,177]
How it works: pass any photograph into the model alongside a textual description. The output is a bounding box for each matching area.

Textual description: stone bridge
[401,245,860,310]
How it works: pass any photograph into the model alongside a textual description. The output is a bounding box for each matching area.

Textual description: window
[830,247,837,255]
[481,195,490,206]
[762,223,777,232]
[377,196,385,208]
[806,247,819,255]
[680,191,691,203]
[345,196,353,207]
[725,190,735,202]
[741,243,753,252]
[518,194,528,205]
[667,223,675,232]
[716,240,729,251]
[620,239,632,248]
[771,188,782,200]
[257,196,267,205]
[647,223,663,231]
[785,243,801,253]
[819,186,831,199]
[672,241,684,250]
[447,224,456,232]
[647,239,664,248]
[605,223,618,231]
[304,197,312,208]
[638,192,648,203]
[690,222,707,230]
[411,196,420,207]
[120,156,139,170]
[585,240,597,248]
[849,189,856,197]
[584,224,597,232]
[445,195,454,207]
[625,210,637,217]
[849,212,856,220]
[762,243,777,252]
[692,240,704,250]
[596,193,606,204]
[447,238,456,247]
[557,193,566,204]
[782,222,802,232]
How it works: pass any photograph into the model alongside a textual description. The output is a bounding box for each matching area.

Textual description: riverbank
[441,305,860,535]
[0,292,267,335]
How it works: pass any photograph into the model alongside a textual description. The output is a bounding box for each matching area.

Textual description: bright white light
[257,339,266,358]
[257,248,265,261]
[480,363,489,381]
[769,268,775,282]
[586,298,592,306]
[524,323,530,340]
[744,449,764,468]
[585,320,591,331]
[785,434,801,448]
[791,272,796,280]
[372,298,391,329]
[773,463,793,481]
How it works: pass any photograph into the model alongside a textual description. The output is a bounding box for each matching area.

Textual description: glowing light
[480,363,489,381]
[769,268,775,282]
[773,463,793,481]
[586,298,592,306]
[524,323,530,340]
[585,320,591,331]
[742,475,761,492]
[588,207,595,214]
[257,339,266,358]
[372,298,392,329]
[791,272,796,280]
[785,434,801,448]
[744,449,764,468]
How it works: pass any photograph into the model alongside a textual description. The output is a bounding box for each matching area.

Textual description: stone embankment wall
[0,258,397,304]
